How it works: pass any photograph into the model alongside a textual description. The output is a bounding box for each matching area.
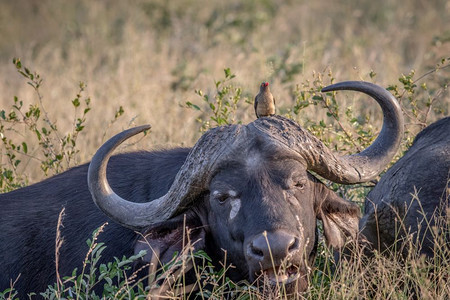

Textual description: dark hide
[360,117,450,257]
[0,149,190,298]
[1,141,360,297]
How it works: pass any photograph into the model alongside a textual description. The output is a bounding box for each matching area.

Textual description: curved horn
[319,81,404,182]
[88,124,244,230]
[252,81,403,184]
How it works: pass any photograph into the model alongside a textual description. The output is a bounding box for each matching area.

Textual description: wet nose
[247,230,300,265]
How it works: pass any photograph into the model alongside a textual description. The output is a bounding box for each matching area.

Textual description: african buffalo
[360,117,449,257]
[1,81,403,297]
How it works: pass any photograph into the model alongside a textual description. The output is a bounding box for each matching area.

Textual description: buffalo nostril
[288,237,300,253]
[250,242,264,258]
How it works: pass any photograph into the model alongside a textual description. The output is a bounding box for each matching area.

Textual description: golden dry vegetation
[1,0,449,183]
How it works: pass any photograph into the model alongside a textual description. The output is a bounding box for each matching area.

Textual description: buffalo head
[87,81,403,293]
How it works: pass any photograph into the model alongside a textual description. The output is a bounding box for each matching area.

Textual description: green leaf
[114,106,124,118]
[14,58,22,68]
[186,101,201,110]
[224,68,231,78]
[22,142,28,154]
[35,129,42,141]
[72,98,81,107]
[14,159,21,167]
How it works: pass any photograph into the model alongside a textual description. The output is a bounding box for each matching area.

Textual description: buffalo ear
[317,190,360,249]
[134,212,206,268]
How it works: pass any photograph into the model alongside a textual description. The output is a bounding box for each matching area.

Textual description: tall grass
[1,0,449,181]
[3,194,447,299]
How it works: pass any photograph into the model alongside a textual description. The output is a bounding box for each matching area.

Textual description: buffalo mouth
[263,265,301,284]
[255,265,308,293]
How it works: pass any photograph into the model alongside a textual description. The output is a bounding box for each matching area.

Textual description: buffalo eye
[293,178,307,190]
[212,191,230,204]
[217,194,229,204]
[212,190,239,204]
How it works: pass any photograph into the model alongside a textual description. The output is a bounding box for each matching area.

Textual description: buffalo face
[135,148,360,294]
[205,143,360,293]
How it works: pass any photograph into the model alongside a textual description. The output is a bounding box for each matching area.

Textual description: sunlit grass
[0,1,448,182]
[3,192,447,299]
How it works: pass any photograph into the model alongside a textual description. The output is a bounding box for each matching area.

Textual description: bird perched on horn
[254,82,276,118]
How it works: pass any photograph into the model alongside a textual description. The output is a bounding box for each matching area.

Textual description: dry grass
[0,0,449,182]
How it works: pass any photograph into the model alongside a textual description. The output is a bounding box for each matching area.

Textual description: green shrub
[0,59,125,193]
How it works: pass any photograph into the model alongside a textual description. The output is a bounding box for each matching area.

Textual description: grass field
[1,0,449,181]
[0,0,449,298]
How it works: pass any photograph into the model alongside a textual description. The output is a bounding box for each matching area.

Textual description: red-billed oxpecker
[254,82,276,118]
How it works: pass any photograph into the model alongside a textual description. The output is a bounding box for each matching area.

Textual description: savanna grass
[1,0,449,182]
